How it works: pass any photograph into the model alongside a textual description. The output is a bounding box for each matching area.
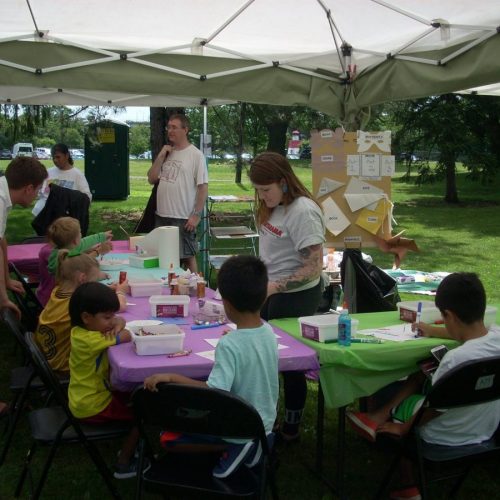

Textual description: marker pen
[415,301,423,337]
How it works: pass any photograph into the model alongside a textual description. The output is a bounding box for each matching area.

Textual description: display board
[311,128,395,249]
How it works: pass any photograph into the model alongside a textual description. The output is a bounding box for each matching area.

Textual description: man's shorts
[155,215,199,259]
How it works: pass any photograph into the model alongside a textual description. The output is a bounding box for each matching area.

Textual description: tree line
[1,94,499,203]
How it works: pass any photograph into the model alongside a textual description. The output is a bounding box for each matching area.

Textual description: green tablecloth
[271,308,498,409]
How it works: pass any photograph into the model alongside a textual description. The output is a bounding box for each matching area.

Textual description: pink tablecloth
[7,240,131,280]
[109,290,320,391]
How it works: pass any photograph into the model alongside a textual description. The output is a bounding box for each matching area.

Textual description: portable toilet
[84,119,130,200]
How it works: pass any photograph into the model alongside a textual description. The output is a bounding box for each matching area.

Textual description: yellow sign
[97,127,115,143]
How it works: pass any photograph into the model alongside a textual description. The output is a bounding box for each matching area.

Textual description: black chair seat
[419,436,500,463]
[10,365,44,391]
[143,452,262,497]
[28,406,132,443]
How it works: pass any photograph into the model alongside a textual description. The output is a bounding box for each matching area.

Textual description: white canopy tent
[1,0,499,124]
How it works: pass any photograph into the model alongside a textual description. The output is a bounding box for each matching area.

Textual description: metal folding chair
[133,383,278,500]
[375,356,500,499]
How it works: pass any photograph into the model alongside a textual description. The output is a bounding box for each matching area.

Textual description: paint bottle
[338,308,352,347]
[167,263,175,285]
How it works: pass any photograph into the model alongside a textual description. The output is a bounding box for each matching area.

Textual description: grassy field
[0,158,499,499]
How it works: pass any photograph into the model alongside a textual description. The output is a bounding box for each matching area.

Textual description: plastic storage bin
[397,301,441,323]
[130,324,185,355]
[299,315,359,343]
[149,295,190,318]
[129,279,163,297]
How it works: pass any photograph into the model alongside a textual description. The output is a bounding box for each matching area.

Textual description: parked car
[0,149,12,160]
[34,150,50,159]
[138,151,152,160]
[398,152,420,162]
[12,142,33,158]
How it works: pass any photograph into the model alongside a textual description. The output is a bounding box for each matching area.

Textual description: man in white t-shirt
[147,114,208,272]
[346,272,500,500]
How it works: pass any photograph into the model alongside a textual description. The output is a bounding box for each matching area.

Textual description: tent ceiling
[1,0,499,121]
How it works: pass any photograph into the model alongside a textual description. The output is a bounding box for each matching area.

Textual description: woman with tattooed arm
[249,152,325,441]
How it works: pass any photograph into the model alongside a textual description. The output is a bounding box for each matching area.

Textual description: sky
[105,106,150,122]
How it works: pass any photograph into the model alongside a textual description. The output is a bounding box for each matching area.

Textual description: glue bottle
[338,307,352,347]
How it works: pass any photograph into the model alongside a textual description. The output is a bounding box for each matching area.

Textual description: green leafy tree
[129,124,150,156]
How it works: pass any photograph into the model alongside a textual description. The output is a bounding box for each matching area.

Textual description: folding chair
[15,331,130,500]
[133,383,278,500]
[8,262,43,332]
[0,309,49,467]
[375,356,500,500]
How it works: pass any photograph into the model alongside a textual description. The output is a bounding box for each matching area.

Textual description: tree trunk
[266,121,289,155]
[441,151,459,203]
[235,102,246,184]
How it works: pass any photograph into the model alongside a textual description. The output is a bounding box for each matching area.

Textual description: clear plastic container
[130,324,185,355]
[149,295,190,317]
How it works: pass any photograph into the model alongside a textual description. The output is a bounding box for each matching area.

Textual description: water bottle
[338,309,351,346]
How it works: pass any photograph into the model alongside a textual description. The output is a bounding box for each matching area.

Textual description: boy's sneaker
[390,486,422,500]
[212,441,254,478]
[113,457,150,479]
[346,411,378,442]
[244,433,275,468]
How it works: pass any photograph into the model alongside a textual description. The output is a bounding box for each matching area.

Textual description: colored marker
[324,338,382,344]
[415,301,423,337]
[191,322,224,330]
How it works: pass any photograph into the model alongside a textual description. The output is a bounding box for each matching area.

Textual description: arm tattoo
[273,244,323,293]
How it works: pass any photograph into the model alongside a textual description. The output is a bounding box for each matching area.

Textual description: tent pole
[201,102,209,279]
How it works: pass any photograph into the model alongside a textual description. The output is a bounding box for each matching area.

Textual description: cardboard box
[397,301,441,323]
[130,324,185,355]
[299,315,359,342]
[149,295,190,317]
[129,254,159,268]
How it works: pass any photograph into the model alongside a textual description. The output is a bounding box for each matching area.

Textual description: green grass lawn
[0,158,499,498]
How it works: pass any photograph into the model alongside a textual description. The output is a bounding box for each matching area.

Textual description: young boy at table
[144,255,279,478]
[37,216,114,306]
[35,251,127,374]
[68,281,142,479]
[0,157,47,417]
[347,272,500,500]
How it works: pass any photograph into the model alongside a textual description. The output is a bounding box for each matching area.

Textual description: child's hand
[99,271,110,281]
[104,230,113,241]
[144,374,170,391]
[98,241,113,255]
[110,316,127,335]
[115,279,129,295]
[412,321,431,337]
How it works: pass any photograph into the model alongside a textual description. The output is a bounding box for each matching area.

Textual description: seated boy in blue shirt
[144,255,279,478]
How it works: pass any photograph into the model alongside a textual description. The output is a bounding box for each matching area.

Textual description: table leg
[316,380,325,473]
[337,406,347,500]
